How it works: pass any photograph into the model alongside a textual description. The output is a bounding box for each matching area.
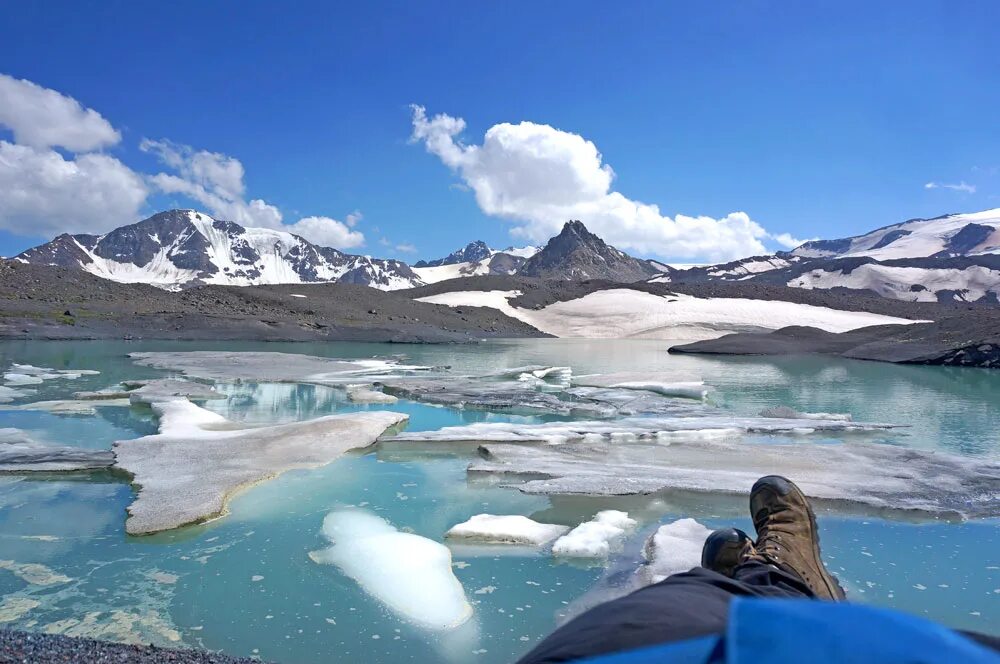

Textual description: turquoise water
[0,339,997,662]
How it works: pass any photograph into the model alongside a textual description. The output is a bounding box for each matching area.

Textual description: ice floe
[346,384,399,404]
[125,379,223,405]
[467,435,1000,518]
[552,510,637,558]
[390,413,898,445]
[0,428,114,472]
[0,399,132,416]
[309,509,473,630]
[113,401,408,534]
[2,364,99,385]
[0,385,34,403]
[575,372,709,399]
[0,559,72,586]
[129,351,429,385]
[759,406,852,421]
[639,518,713,583]
[445,514,569,546]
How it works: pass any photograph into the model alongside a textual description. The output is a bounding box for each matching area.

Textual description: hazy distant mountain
[516,220,661,281]
[15,209,423,291]
[790,209,1000,260]
[414,240,493,267]
[411,241,538,284]
[652,209,1000,304]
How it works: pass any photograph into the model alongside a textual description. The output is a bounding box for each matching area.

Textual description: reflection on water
[0,339,997,661]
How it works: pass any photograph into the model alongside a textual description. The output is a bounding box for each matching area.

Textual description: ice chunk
[760,406,852,421]
[309,510,472,630]
[127,379,224,405]
[551,510,637,558]
[575,372,709,399]
[445,514,569,546]
[390,414,898,445]
[0,399,132,416]
[346,384,399,404]
[0,428,114,471]
[129,351,429,385]
[113,401,407,534]
[3,373,43,385]
[468,436,1000,518]
[640,518,713,584]
[0,385,33,403]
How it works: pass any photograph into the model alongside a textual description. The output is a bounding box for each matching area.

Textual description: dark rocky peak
[935,223,995,257]
[516,220,659,282]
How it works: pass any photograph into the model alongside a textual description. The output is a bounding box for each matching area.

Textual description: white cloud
[924,181,976,194]
[0,74,120,151]
[287,216,365,249]
[142,138,366,250]
[0,141,148,237]
[410,105,788,262]
[395,243,418,254]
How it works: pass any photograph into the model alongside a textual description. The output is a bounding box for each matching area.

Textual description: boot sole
[753,475,847,600]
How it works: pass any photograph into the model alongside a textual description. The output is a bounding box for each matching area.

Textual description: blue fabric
[574,598,1000,663]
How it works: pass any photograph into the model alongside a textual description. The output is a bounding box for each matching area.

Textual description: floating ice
[113,401,408,534]
[126,379,224,405]
[640,518,713,583]
[0,428,114,471]
[391,413,898,445]
[129,351,429,385]
[0,399,131,416]
[575,372,709,399]
[3,364,99,385]
[445,514,569,546]
[468,436,1000,518]
[759,406,852,422]
[346,384,399,404]
[551,510,637,558]
[0,559,72,586]
[309,510,473,630]
[0,385,34,402]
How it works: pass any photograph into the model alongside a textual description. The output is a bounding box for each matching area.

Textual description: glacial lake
[0,338,997,663]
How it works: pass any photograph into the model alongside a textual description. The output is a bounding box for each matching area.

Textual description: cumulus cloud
[0,141,149,237]
[394,243,418,254]
[0,74,364,249]
[0,74,147,237]
[0,74,120,151]
[410,105,792,262]
[142,138,366,249]
[924,181,976,194]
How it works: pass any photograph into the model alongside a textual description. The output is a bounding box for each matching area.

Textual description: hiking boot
[701,527,753,577]
[746,475,847,600]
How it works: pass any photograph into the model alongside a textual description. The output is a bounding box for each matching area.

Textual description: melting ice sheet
[309,510,473,630]
[113,401,408,534]
[464,435,1000,518]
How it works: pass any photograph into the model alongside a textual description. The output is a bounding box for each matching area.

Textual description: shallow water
[0,339,997,662]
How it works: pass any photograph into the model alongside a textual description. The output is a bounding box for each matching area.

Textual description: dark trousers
[517,562,814,664]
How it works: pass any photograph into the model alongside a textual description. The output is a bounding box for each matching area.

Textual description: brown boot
[746,475,847,600]
[701,528,754,577]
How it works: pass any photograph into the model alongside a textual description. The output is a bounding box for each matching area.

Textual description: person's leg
[519,476,838,664]
[516,564,811,664]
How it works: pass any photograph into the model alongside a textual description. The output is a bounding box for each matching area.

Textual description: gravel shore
[0,629,263,663]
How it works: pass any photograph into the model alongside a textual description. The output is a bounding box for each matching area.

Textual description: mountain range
[12,207,1000,304]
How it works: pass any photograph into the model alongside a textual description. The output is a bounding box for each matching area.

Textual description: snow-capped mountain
[517,220,662,281]
[15,209,424,291]
[790,209,1000,260]
[412,241,538,284]
[654,209,1000,304]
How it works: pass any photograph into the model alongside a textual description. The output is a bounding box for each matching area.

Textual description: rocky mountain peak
[516,220,660,282]
[414,240,493,268]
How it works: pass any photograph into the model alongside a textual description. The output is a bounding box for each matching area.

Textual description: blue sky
[0,1,997,262]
